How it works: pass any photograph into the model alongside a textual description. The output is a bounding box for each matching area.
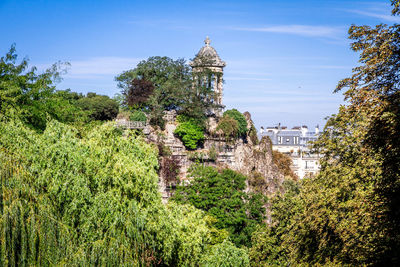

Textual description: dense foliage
[0,46,118,131]
[216,115,239,141]
[223,109,248,138]
[0,45,82,131]
[248,123,259,145]
[129,109,147,122]
[160,156,181,186]
[0,48,251,266]
[200,240,250,267]
[249,2,400,266]
[76,92,119,121]
[249,180,301,266]
[115,56,218,128]
[174,115,205,150]
[173,165,267,247]
[123,78,155,109]
[0,115,250,266]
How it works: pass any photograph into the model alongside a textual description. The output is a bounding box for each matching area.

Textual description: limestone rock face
[230,136,283,195]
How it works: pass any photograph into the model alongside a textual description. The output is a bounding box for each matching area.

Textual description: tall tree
[173,165,267,247]
[0,45,78,130]
[76,92,119,121]
[115,56,218,127]
[123,78,154,109]
[283,1,400,265]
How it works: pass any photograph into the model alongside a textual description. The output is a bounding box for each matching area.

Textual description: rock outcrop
[151,111,284,201]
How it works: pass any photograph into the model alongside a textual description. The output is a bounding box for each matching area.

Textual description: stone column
[217,74,223,105]
[214,75,219,104]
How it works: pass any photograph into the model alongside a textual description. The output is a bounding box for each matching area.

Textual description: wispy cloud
[346,9,400,23]
[66,57,140,78]
[37,57,141,79]
[230,25,343,38]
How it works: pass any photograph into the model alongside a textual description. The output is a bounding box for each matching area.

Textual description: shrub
[223,109,248,137]
[174,115,204,150]
[129,110,147,122]
[249,123,259,145]
[161,156,181,186]
[216,115,239,141]
[248,171,268,193]
[208,145,218,161]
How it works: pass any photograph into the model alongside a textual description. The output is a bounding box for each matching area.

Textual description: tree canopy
[223,109,248,138]
[248,2,400,265]
[173,165,267,247]
[0,45,81,130]
[115,56,219,127]
[76,92,119,121]
[0,115,251,266]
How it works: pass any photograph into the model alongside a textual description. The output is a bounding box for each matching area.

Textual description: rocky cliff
[146,111,285,201]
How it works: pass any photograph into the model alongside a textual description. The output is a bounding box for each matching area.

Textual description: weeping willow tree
[0,115,248,266]
[0,116,161,265]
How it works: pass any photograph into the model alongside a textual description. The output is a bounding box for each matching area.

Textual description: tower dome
[190,37,226,68]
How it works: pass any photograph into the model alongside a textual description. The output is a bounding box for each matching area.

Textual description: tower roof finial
[205,36,211,46]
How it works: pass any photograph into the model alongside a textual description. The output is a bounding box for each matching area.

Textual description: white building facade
[260,124,321,179]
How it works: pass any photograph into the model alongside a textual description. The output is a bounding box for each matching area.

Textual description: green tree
[115,56,218,128]
[0,45,81,130]
[216,115,239,142]
[129,110,147,122]
[173,165,267,247]
[123,78,154,109]
[223,109,248,138]
[200,240,250,267]
[0,115,238,266]
[76,92,119,121]
[115,57,190,126]
[174,115,205,150]
[249,180,301,267]
[281,1,400,265]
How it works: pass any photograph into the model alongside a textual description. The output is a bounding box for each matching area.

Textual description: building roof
[279,131,301,136]
[190,37,226,68]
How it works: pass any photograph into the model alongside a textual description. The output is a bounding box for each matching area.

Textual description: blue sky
[0,0,397,129]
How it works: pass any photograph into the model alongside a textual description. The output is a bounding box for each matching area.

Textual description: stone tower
[190,37,226,115]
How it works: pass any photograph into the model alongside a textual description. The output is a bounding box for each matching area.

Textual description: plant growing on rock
[161,156,181,186]
[174,115,204,150]
[216,115,239,142]
[272,151,298,181]
[129,110,147,122]
[223,109,248,138]
[208,145,218,161]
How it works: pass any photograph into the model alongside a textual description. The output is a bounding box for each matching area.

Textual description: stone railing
[115,120,147,129]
